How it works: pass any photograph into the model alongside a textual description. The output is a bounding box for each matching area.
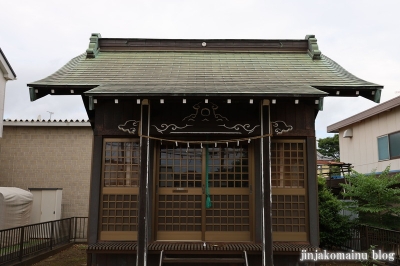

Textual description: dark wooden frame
[85,97,320,265]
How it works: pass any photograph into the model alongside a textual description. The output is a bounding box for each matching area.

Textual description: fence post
[365,225,369,250]
[68,218,73,242]
[50,221,54,250]
[74,217,78,240]
[19,227,24,261]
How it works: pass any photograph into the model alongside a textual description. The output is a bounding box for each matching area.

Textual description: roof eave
[327,95,400,133]
[316,86,383,103]
[0,48,16,80]
[84,92,328,98]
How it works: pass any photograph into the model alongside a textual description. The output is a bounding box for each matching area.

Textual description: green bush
[318,176,353,249]
[341,167,400,230]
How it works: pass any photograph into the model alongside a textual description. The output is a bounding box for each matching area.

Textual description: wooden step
[163,257,245,264]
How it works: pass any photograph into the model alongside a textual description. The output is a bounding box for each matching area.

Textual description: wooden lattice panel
[103,141,140,187]
[271,141,306,188]
[206,194,250,231]
[208,145,249,188]
[100,139,140,240]
[157,195,202,231]
[156,143,252,241]
[101,194,139,231]
[159,144,202,188]
[272,194,306,232]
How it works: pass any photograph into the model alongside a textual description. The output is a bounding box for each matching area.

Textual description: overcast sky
[2,0,400,139]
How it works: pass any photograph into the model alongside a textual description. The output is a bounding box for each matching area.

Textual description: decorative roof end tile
[305,35,321,60]
[86,33,102,59]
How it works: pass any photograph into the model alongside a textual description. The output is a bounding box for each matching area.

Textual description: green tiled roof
[28,36,383,100]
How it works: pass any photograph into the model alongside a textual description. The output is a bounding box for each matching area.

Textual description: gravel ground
[32,244,87,266]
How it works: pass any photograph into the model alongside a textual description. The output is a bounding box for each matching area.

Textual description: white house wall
[339,105,400,173]
[0,51,16,138]
[0,71,6,137]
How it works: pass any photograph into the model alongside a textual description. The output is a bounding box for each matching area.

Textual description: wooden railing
[0,217,88,265]
[343,225,400,265]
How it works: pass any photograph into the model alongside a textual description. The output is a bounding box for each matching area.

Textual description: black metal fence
[0,217,88,265]
[343,225,400,265]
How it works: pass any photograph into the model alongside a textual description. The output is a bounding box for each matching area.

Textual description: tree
[341,167,400,230]
[317,134,339,161]
[318,176,353,249]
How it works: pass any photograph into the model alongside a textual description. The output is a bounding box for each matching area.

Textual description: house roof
[0,48,16,80]
[327,95,400,133]
[317,151,334,161]
[28,33,382,101]
[3,119,90,127]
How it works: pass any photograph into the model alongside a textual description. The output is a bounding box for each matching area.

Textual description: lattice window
[101,194,138,231]
[159,144,202,188]
[208,145,249,188]
[103,140,140,187]
[271,139,307,240]
[100,139,140,240]
[157,195,202,231]
[206,195,250,231]
[271,141,306,188]
[271,195,306,232]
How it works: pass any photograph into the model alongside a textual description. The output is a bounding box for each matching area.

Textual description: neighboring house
[328,95,400,174]
[317,151,335,176]
[317,151,352,178]
[0,119,92,218]
[0,48,16,138]
[27,33,382,265]
[317,152,352,196]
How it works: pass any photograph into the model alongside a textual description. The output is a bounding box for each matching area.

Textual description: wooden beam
[87,135,102,244]
[307,136,319,247]
[136,102,150,265]
[261,103,274,266]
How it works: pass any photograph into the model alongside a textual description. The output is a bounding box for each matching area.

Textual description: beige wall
[339,105,400,174]
[0,125,93,218]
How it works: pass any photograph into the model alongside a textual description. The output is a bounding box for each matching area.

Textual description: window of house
[378,132,400,161]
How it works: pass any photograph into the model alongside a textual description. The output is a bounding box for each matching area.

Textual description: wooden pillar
[137,101,150,266]
[307,136,319,247]
[87,135,102,244]
[261,100,274,266]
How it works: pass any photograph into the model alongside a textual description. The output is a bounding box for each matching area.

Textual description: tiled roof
[3,119,89,122]
[3,119,90,126]
[317,151,334,161]
[28,34,383,100]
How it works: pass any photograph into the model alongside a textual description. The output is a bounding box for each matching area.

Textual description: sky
[1,0,400,139]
